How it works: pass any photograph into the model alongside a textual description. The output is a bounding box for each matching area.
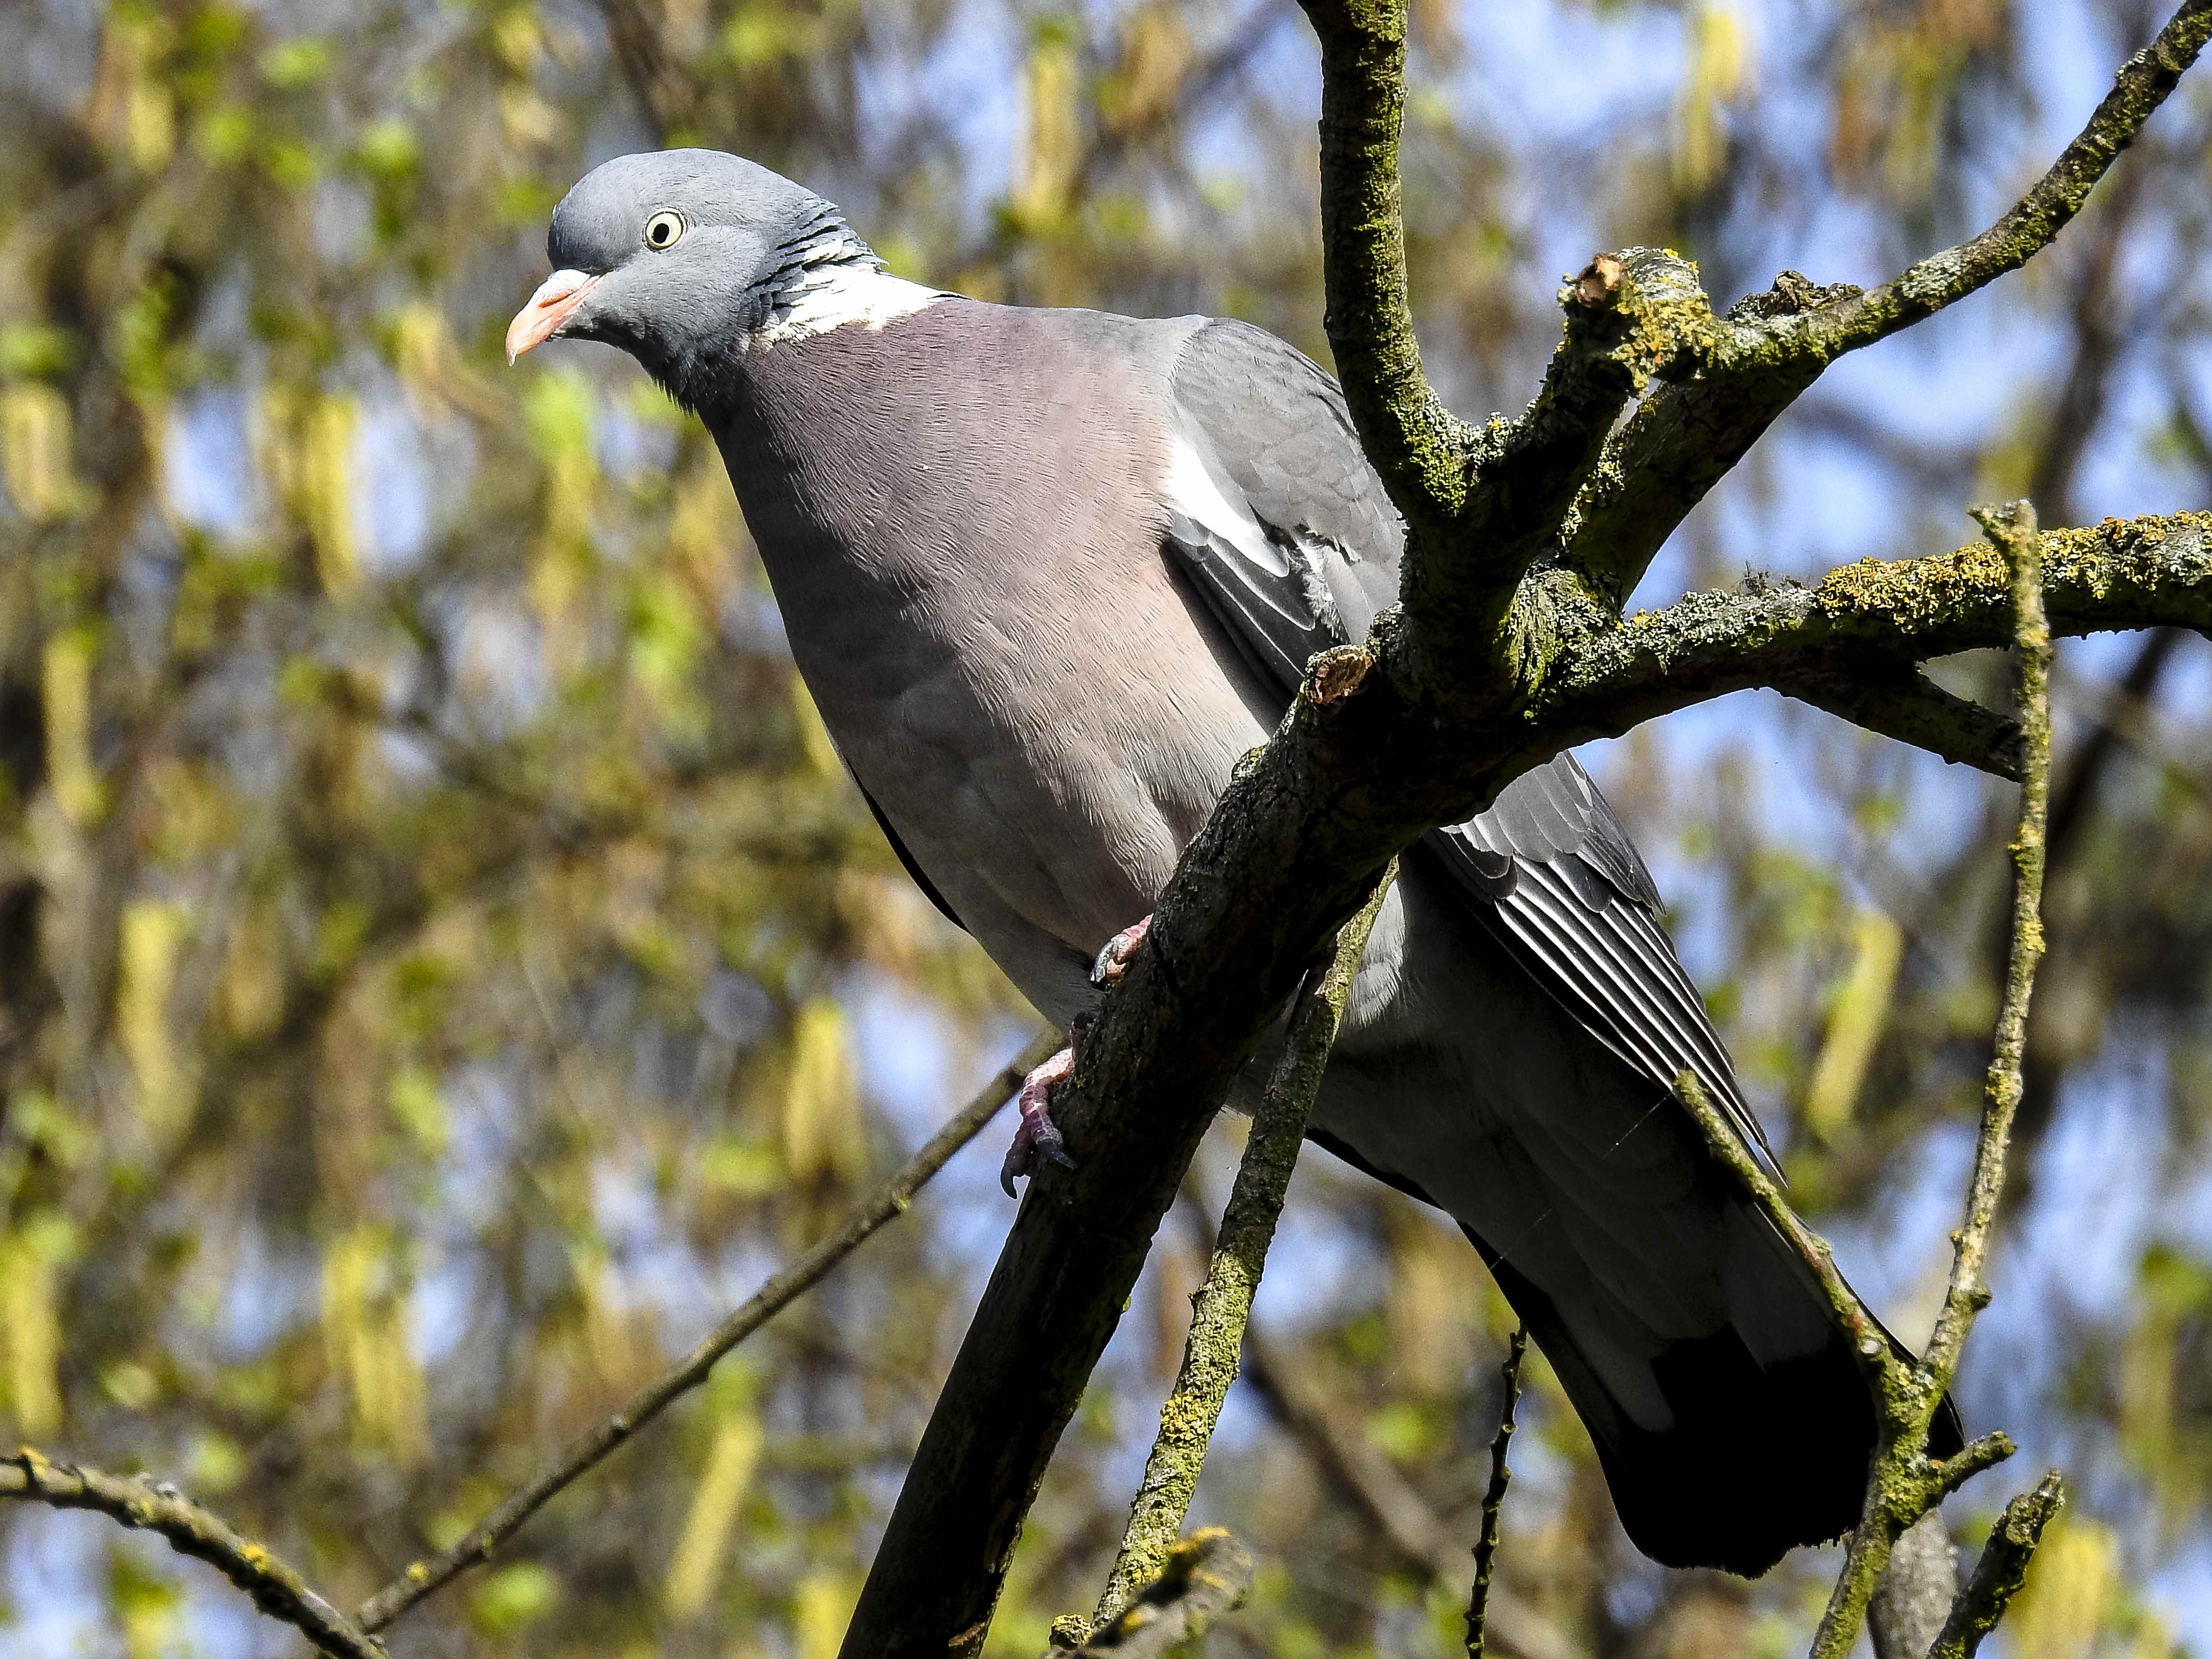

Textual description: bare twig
[356,1029,1058,1633]
[1927,1473,2067,1659]
[0,1448,384,1659]
[1086,867,1393,1633]
[1058,1529,1254,1657]
[1231,1297,1571,1659]
[1463,1323,1526,1659]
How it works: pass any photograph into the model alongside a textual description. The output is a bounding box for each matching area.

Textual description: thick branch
[0,1449,384,1659]
[1469,252,1734,578]
[1537,510,2212,763]
[1294,0,1464,532]
[358,1029,1057,1633]
[1869,1513,1958,1659]
[1089,868,1393,1632]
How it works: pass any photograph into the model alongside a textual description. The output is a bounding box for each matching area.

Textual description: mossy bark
[1087,869,1394,1635]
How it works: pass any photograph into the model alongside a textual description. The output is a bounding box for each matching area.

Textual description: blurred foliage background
[0,0,2207,1654]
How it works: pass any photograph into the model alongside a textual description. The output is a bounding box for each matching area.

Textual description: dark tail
[1465,1218,1966,1576]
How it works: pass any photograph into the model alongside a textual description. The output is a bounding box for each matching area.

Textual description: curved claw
[1090,915,1153,988]
[1001,1044,1078,1197]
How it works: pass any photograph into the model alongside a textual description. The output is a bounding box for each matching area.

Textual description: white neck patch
[752,262,945,348]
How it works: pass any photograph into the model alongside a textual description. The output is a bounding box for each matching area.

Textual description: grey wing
[1166,318,1773,1166]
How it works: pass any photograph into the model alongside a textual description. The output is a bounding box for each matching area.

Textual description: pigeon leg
[999,913,1146,1197]
[1090,914,1152,987]
[999,1017,1090,1197]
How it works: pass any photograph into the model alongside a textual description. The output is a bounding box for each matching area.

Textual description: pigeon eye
[644,210,684,250]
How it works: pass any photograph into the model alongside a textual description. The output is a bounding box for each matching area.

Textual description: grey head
[506,149,904,411]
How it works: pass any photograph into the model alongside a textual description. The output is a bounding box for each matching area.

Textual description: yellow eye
[644,210,684,251]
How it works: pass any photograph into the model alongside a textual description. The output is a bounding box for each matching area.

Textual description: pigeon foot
[1000,1035,1080,1197]
[1090,915,1153,987]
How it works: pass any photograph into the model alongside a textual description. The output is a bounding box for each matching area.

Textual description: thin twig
[1087,865,1395,1633]
[1801,500,2055,1659]
[356,1029,1059,1633]
[1926,501,2052,1382]
[1927,1473,2066,1659]
[1227,1240,1573,1659]
[1463,1323,1527,1659]
[0,1448,385,1659]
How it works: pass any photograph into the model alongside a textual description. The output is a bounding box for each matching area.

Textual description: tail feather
[1467,1223,1964,1575]
[1306,1124,1965,1576]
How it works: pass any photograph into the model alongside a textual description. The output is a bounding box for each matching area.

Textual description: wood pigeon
[508,148,1963,1576]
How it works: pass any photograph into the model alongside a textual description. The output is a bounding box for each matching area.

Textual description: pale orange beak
[506,269,602,362]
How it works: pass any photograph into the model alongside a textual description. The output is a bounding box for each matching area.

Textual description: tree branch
[1802,497,2049,1659]
[1087,866,1394,1634]
[1869,1513,1958,1659]
[1799,2,2212,361]
[1536,510,2212,765]
[1561,0,2210,609]
[1463,1323,1527,1659]
[1055,1529,1254,1657]
[1927,1473,2067,1659]
[1295,0,1463,532]
[357,1029,1057,1633]
[1666,502,2058,1659]
[0,1448,385,1659]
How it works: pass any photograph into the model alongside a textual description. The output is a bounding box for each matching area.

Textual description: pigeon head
[506,149,898,408]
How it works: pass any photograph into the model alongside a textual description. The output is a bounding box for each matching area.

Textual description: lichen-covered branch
[1799,1,2212,361]
[0,1449,385,1659]
[1536,510,2212,765]
[1561,0,2209,609]
[358,1029,1057,1634]
[1922,502,2051,1385]
[1668,531,2054,1652]
[1086,867,1394,1634]
[1057,1529,1254,1658]
[1927,1474,2067,1659]
[1294,0,1463,532]
[1407,250,1739,677]
[1463,1324,1527,1659]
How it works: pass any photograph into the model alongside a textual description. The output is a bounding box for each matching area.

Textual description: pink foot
[1090,915,1153,987]
[1001,1043,1078,1197]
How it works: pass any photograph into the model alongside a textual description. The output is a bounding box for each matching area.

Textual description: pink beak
[506,269,602,362]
